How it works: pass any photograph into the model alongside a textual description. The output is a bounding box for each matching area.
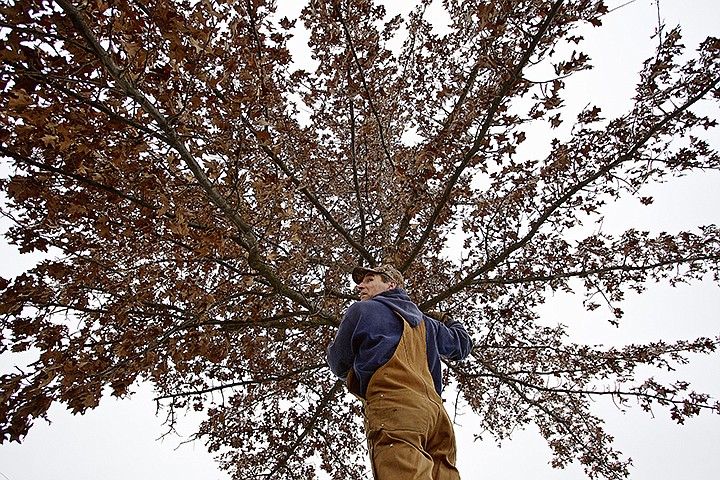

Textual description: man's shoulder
[346,299,396,321]
[348,298,387,313]
[346,300,403,337]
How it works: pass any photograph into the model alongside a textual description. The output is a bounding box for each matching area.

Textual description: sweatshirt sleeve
[435,317,473,360]
[326,305,361,379]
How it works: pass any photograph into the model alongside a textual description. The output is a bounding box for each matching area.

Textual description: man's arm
[426,313,473,361]
[326,305,361,379]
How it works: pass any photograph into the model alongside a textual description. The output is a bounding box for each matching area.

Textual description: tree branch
[153,364,326,401]
[422,71,720,309]
[263,380,343,479]
[402,0,567,272]
[53,0,335,321]
[334,1,395,170]
[475,253,720,286]
[349,94,368,249]
[465,359,630,479]
[234,111,376,265]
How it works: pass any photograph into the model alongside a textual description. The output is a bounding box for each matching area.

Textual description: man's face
[357,273,395,301]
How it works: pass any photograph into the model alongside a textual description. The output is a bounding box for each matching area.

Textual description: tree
[1,0,718,478]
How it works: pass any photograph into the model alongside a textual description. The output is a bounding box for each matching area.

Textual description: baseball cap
[351,264,405,288]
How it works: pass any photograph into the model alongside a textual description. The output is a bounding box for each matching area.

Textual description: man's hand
[426,310,452,323]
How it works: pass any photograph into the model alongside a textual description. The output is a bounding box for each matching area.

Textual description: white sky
[1,1,719,479]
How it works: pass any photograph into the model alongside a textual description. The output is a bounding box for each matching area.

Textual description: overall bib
[361,313,461,480]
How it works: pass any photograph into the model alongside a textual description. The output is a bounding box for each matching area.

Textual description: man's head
[351,264,404,301]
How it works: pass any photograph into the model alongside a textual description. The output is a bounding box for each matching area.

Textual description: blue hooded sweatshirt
[326,288,473,398]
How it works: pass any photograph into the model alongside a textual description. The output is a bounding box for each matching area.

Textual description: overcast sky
[1,1,719,479]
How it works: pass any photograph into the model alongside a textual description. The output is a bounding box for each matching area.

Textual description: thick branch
[235,112,375,265]
[402,0,567,271]
[334,2,394,170]
[263,380,343,479]
[467,361,719,415]
[53,0,334,320]
[475,253,720,286]
[153,364,326,401]
[1,146,157,211]
[422,71,720,309]
[349,95,368,248]
[465,359,629,479]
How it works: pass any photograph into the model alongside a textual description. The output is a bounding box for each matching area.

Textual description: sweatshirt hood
[371,288,423,327]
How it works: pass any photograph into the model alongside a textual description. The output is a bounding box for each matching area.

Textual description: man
[327,264,473,480]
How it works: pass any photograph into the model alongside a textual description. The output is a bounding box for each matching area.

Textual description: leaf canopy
[1,1,719,479]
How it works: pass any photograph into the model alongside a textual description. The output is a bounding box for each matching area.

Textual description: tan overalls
[357,313,461,480]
